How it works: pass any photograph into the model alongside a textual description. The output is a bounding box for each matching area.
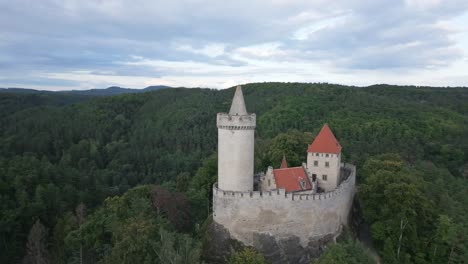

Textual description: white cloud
[176,43,226,58]
[292,13,351,40]
[405,0,442,10]
[232,42,286,59]
[0,0,468,90]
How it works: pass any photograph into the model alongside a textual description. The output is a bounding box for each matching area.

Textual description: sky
[0,0,468,91]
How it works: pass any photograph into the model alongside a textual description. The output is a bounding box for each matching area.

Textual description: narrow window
[268,179,271,186]
[322,175,327,181]
[314,160,318,167]
[312,174,317,181]
[299,179,306,189]
[325,162,329,167]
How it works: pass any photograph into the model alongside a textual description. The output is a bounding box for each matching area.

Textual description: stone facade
[213,163,355,249]
[260,166,277,191]
[306,152,341,192]
[216,86,256,192]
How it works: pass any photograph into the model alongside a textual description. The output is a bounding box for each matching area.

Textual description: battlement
[214,186,341,201]
[214,163,355,202]
[217,113,256,130]
[212,163,356,248]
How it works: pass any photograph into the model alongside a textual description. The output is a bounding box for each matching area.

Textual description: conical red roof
[307,124,342,154]
[280,155,288,169]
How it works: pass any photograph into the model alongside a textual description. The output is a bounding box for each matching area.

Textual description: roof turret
[280,155,288,169]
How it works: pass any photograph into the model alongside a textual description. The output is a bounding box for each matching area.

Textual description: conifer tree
[22,220,49,264]
[75,203,86,264]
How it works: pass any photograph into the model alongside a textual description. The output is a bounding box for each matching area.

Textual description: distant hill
[0,92,92,116]
[0,85,171,96]
[0,88,44,93]
[0,85,171,115]
[61,85,171,96]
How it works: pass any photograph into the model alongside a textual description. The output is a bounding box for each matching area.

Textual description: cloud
[176,43,226,58]
[0,0,467,90]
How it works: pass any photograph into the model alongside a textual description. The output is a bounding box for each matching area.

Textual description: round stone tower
[217,86,256,192]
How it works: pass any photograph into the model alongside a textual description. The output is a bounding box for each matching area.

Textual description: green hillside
[0,83,466,263]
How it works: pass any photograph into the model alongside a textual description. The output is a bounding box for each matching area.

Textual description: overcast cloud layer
[1,0,468,90]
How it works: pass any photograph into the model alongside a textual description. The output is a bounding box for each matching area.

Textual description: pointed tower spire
[229,86,248,115]
[280,155,288,169]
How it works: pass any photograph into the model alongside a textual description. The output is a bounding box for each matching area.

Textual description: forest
[0,82,467,263]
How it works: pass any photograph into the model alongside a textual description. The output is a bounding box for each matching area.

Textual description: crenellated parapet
[217,113,256,130]
[212,164,356,248]
[214,163,355,202]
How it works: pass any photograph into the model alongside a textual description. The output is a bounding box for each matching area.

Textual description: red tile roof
[273,166,311,192]
[307,124,342,154]
[280,156,288,169]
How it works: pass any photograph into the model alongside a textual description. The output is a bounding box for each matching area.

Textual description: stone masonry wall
[213,164,356,249]
[306,152,341,192]
[217,113,256,192]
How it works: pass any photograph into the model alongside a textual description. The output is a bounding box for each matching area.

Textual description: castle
[212,86,356,262]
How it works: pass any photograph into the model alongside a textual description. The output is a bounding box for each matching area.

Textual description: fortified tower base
[208,164,356,264]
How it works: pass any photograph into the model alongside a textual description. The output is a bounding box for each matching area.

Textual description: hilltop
[0,82,466,263]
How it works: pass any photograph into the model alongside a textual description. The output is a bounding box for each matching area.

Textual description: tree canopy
[0,82,466,263]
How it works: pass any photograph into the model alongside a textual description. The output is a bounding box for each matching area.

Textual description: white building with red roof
[261,155,315,193]
[260,124,344,193]
[306,124,343,192]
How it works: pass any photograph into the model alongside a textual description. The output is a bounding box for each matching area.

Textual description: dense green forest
[0,83,466,263]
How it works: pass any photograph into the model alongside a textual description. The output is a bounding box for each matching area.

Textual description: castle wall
[307,152,341,192]
[259,166,276,191]
[213,164,356,247]
[217,113,256,192]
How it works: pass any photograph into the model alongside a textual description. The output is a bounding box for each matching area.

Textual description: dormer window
[299,179,306,189]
